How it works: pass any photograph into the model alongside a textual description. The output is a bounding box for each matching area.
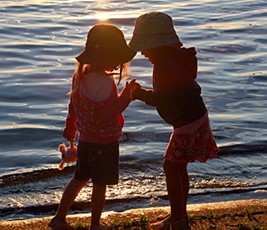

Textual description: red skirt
[164,117,219,164]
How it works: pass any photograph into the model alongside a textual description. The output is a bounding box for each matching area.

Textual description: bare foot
[149,215,171,230]
[150,217,189,230]
[48,217,73,230]
[170,219,189,230]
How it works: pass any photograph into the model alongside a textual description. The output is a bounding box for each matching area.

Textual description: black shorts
[74,140,119,185]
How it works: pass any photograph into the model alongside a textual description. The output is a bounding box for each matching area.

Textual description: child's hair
[116,62,130,85]
[72,24,135,94]
[72,62,129,93]
[72,62,86,92]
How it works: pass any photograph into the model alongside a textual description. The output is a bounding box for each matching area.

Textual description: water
[0,0,266,220]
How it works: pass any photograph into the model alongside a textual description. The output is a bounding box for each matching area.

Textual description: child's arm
[132,87,157,106]
[100,79,136,121]
[63,74,77,142]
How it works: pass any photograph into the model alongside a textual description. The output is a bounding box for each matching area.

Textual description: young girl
[49,24,136,230]
[130,12,219,230]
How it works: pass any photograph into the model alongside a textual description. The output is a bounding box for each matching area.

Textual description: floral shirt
[63,73,132,144]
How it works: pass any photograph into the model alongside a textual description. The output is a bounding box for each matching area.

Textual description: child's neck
[89,67,115,74]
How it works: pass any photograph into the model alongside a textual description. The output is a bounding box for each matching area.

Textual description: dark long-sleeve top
[134,46,207,129]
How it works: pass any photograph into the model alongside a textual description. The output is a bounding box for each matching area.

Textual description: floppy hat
[76,24,136,68]
[129,12,183,51]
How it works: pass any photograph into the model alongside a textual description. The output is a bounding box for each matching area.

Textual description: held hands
[125,78,141,100]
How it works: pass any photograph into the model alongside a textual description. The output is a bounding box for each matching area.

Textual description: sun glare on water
[95,13,110,21]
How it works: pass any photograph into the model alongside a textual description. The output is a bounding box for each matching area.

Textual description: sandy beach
[1,199,266,230]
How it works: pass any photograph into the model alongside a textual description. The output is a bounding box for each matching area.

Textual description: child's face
[141,48,158,64]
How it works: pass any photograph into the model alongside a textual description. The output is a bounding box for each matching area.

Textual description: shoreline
[1,198,266,229]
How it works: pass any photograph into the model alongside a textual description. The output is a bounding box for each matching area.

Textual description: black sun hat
[76,24,136,69]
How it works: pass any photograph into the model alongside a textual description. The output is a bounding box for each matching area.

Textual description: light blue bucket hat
[129,12,183,51]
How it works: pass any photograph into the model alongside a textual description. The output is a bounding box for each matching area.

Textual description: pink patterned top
[63,73,132,144]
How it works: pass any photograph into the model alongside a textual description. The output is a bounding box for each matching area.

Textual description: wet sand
[0,199,266,229]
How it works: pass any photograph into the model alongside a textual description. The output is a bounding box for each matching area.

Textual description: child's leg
[163,159,189,221]
[91,183,107,228]
[177,162,189,221]
[53,177,88,220]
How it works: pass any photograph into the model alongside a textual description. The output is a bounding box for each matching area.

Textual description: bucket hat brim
[129,32,182,51]
[76,45,136,68]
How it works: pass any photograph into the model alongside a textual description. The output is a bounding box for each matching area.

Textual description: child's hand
[69,141,75,148]
[126,79,141,89]
[126,79,141,99]
[126,78,136,88]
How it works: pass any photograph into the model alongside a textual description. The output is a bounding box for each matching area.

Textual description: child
[130,12,219,230]
[49,24,136,230]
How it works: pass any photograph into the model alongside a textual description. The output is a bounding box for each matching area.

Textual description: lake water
[0,0,266,220]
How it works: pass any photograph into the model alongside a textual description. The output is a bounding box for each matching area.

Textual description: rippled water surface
[0,0,266,220]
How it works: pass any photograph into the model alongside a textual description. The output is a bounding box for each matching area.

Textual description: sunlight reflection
[95,13,110,21]
[0,124,52,130]
[0,0,77,7]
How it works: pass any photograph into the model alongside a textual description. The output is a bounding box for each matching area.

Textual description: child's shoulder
[84,71,113,83]
[82,71,115,101]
